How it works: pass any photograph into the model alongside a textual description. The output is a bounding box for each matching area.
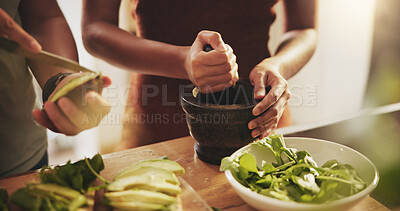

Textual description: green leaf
[261,162,278,174]
[71,173,83,192]
[239,153,258,173]
[220,157,235,172]
[276,160,296,171]
[291,173,320,194]
[313,181,339,203]
[237,166,250,180]
[296,150,318,167]
[285,184,304,201]
[299,194,314,203]
[255,174,273,188]
[262,190,291,201]
[11,188,42,211]
[322,159,340,168]
[40,153,105,193]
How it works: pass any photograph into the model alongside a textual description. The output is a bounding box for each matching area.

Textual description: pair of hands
[185,31,291,138]
[1,8,111,136]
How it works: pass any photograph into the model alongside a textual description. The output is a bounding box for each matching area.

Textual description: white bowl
[225,137,379,211]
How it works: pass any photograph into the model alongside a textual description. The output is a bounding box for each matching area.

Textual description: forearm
[19,0,78,87]
[82,22,189,79]
[265,28,317,80]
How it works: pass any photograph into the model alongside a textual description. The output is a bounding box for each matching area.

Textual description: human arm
[0,8,42,52]
[82,0,238,92]
[18,0,111,135]
[248,0,318,138]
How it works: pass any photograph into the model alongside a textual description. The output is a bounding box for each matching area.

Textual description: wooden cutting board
[93,149,212,211]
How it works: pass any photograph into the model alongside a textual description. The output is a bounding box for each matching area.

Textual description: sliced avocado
[108,201,166,211]
[105,189,176,205]
[115,159,185,180]
[49,72,103,110]
[107,175,181,196]
[114,166,180,185]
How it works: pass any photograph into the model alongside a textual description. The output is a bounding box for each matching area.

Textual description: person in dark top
[82,0,317,149]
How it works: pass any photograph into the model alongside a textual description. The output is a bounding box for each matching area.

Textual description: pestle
[196,44,237,105]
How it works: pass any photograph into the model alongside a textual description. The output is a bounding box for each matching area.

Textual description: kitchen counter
[0,135,390,210]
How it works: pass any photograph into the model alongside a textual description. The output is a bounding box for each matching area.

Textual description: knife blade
[0,36,96,73]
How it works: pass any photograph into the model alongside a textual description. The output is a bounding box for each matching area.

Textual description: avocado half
[49,72,103,109]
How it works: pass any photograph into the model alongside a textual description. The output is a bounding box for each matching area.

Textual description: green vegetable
[107,175,181,195]
[114,159,185,181]
[50,72,103,103]
[105,189,176,205]
[10,184,86,211]
[10,154,106,210]
[113,166,180,185]
[40,153,105,193]
[220,134,367,203]
[0,188,9,211]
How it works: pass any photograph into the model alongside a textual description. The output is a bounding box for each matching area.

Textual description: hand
[185,30,239,93]
[32,73,112,136]
[248,59,291,138]
[0,8,41,53]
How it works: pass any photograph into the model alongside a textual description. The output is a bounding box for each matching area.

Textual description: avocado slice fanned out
[105,189,176,205]
[107,175,182,196]
[114,166,180,185]
[106,158,185,211]
[49,72,103,109]
[114,159,185,181]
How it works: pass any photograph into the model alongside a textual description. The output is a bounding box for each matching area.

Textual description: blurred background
[44,0,399,208]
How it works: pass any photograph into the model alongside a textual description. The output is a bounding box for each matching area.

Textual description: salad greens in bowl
[220,135,379,211]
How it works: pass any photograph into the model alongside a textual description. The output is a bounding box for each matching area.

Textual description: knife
[0,36,95,73]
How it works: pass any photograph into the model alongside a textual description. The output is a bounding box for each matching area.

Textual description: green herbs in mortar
[220,135,367,203]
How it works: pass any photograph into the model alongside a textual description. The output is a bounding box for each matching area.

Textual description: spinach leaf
[239,153,258,173]
[40,153,105,193]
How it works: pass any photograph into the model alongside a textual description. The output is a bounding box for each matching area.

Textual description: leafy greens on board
[10,153,106,211]
[220,135,367,203]
[39,153,105,193]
